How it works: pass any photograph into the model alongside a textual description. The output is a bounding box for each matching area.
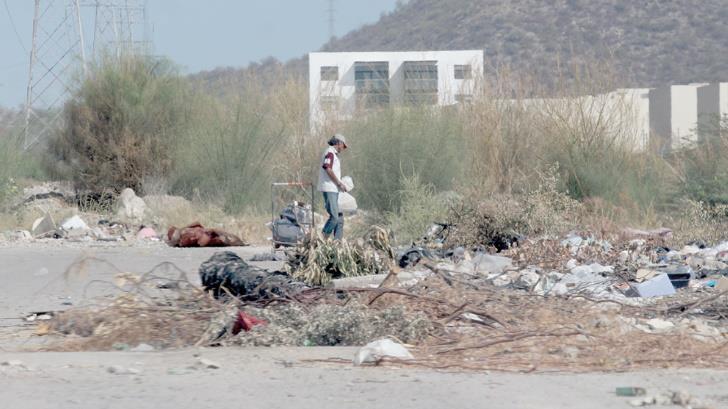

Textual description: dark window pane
[354,62,390,109]
[404,61,438,106]
[456,94,473,104]
[454,65,472,80]
[320,66,339,81]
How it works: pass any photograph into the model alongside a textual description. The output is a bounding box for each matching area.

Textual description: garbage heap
[42,226,728,372]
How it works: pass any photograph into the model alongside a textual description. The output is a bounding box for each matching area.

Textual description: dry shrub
[228,301,432,347]
[670,200,728,246]
[50,54,190,194]
[286,227,394,285]
[49,290,218,351]
[447,166,582,249]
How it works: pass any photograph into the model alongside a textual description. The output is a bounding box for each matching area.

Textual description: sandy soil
[1,243,727,409]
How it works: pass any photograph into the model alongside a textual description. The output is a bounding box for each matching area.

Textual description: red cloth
[231,311,267,335]
[166,222,246,247]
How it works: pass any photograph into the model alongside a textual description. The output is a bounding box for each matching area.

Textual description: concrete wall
[309,50,484,130]
[608,88,651,151]
[697,83,728,138]
[649,84,707,151]
[649,86,671,153]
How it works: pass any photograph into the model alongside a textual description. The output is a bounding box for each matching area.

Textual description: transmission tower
[327,0,335,41]
[23,0,148,149]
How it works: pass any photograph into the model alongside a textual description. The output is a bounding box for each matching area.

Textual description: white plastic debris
[635,273,675,297]
[644,318,675,332]
[61,215,89,231]
[353,339,414,365]
[107,365,141,375]
[514,270,540,289]
[130,343,155,352]
[470,254,513,275]
[196,357,221,369]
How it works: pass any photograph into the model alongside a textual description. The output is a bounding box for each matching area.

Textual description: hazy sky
[0,0,399,107]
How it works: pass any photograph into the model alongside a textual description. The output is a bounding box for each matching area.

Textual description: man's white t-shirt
[317,146,341,192]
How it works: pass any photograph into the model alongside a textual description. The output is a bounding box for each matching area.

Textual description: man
[317,134,348,240]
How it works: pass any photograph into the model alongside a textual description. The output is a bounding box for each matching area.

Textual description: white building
[309,50,484,130]
[697,82,728,138]
[649,84,708,152]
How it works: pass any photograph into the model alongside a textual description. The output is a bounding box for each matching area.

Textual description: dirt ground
[1,243,727,409]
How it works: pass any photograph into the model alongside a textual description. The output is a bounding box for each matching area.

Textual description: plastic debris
[353,339,414,365]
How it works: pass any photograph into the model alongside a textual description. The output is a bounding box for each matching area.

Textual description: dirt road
[1,244,727,409]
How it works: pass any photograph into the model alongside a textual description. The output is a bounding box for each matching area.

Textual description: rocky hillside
[321,0,728,87]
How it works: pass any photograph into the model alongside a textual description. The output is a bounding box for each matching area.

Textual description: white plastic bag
[341,176,354,192]
[338,176,357,213]
[338,192,358,213]
[353,339,414,365]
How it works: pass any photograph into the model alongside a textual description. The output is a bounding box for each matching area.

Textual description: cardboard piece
[635,273,675,297]
[716,277,728,292]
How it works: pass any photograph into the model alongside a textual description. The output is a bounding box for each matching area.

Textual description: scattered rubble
[136,226,158,240]
[31,213,58,238]
[115,188,147,223]
[19,181,75,206]
[32,219,728,374]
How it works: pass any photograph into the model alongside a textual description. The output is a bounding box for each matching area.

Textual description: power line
[3,0,28,52]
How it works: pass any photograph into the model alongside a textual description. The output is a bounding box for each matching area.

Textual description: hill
[319,0,726,88]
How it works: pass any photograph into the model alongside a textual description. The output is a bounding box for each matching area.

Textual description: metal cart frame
[270,181,315,251]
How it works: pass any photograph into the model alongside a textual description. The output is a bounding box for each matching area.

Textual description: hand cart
[270,181,316,251]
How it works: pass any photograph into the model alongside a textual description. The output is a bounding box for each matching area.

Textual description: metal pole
[271,183,275,253]
[23,0,41,149]
[73,0,88,76]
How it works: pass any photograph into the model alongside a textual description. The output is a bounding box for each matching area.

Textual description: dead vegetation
[40,250,728,373]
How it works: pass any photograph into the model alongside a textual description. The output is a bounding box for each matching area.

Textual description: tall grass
[340,106,467,211]
[0,125,46,208]
[35,54,727,241]
[674,115,728,204]
[169,92,282,212]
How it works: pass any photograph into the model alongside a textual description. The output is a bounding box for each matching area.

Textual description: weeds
[5,55,724,245]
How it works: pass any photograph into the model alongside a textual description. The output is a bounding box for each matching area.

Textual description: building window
[355,62,390,109]
[403,61,438,106]
[320,96,340,112]
[320,66,339,81]
[454,65,472,80]
[455,94,473,104]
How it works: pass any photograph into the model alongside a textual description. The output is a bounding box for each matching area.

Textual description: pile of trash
[2,186,247,248]
[35,218,728,373]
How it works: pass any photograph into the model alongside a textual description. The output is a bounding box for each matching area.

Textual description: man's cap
[334,133,347,148]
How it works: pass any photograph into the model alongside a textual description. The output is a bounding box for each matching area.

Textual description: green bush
[49,54,191,194]
[169,94,281,212]
[342,106,466,211]
[0,129,45,208]
[385,173,452,244]
[675,116,728,204]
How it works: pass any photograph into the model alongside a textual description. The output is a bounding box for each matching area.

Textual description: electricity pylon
[23,0,148,149]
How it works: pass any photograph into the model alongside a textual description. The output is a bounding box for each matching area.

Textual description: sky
[0,0,399,107]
